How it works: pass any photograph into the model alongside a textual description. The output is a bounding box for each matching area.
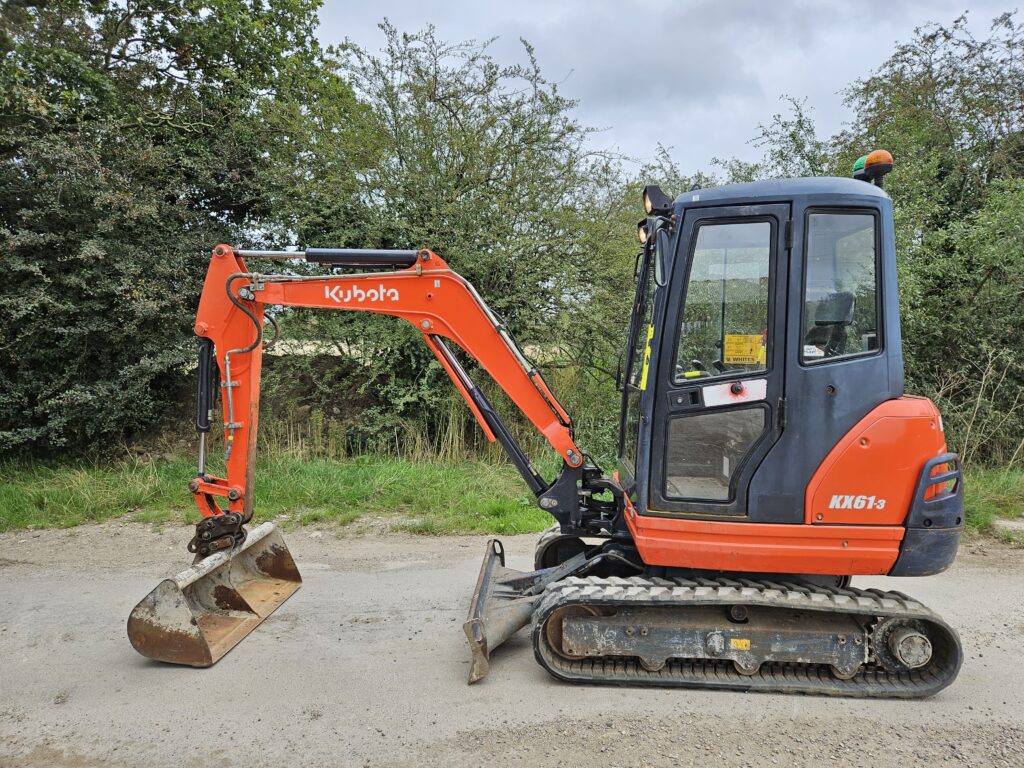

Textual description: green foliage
[5,6,1023,479]
[922,180,1024,465]
[714,96,835,182]
[0,454,549,534]
[714,13,1024,466]
[4,451,1019,536]
[0,0,366,454]
[261,22,632,467]
[840,13,1024,464]
[962,466,1024,532]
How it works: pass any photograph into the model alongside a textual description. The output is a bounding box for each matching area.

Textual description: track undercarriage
[467,534,962,698]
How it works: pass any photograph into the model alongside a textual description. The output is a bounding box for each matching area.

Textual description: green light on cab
[852,155,868,174]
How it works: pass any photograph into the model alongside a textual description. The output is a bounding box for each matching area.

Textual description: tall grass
[5,453,1019,537]
[0,368,603,536]
[0,454,551,534]
[962,467,1024,532]
[256,361,621,468]
[4,378,1020,538]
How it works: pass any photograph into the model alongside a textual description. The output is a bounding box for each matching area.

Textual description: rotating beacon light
[853,149,894,188]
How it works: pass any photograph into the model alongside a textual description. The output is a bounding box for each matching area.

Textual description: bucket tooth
[127,522,301,667]
[464,538,587,684]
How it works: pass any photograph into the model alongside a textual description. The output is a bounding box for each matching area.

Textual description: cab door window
[665,219,773,502]
[665,407,767,500]
[675,221,771,381]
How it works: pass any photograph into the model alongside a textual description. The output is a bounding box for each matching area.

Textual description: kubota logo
[324,284,400,303]
[828,494,887,510]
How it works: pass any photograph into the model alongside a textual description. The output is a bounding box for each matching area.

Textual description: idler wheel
[873,618,934,672]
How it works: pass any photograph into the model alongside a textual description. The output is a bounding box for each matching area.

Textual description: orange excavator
[128,151,965,696]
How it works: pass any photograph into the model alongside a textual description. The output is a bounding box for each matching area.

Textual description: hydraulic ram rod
[234,248,419,267]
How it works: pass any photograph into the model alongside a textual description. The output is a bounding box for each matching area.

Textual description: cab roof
[673,176,889,210]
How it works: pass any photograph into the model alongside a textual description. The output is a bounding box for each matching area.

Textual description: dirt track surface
[1,523,1023,768]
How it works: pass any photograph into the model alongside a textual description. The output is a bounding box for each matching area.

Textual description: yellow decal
[639,325,654,390]
[724,334,762,365]
[730,638,751,651]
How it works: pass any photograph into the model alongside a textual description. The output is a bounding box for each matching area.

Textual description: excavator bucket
[127,522,301,667]
[463,539,586,683]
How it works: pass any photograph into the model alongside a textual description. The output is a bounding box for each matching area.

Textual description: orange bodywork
[805,396,947,525]
[625,396,948,575]
[192,245,581,519]
[625,510,904,575]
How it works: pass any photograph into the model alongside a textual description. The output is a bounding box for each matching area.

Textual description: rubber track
[532,576,962,698]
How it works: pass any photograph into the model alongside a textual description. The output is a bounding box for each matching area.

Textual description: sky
[317,1,1016,172]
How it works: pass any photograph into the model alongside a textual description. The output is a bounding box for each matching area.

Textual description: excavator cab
[492,156,962,694]
[615,163,961,581]
[622,177,898,521]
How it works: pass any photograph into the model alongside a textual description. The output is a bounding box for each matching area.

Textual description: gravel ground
[0,523,1022,768]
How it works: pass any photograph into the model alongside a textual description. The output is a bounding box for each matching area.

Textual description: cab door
[647,204,790,517]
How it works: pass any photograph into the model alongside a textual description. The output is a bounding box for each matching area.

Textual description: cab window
[620,248,657,472]
[802,212,879,362]
[627,256,657,388]
[674,221,771,382]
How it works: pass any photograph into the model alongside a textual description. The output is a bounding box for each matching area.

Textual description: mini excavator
[128,151,965,697]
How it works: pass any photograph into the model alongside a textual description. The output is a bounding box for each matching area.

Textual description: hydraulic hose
[222,273,263,460]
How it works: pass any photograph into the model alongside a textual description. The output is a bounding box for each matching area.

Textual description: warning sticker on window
[803,344,825,359]
[724,334,763,364]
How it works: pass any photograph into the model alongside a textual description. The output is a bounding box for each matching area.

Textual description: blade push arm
[190,245,593,539]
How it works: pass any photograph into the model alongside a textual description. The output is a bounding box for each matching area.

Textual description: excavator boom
[193,245,586,518]
[128,244,624,668]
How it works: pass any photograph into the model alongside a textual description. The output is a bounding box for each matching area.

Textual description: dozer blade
[463,538,586,684]
[127,522,301,667]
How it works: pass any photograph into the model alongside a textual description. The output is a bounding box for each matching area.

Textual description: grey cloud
[318,1,1018,171]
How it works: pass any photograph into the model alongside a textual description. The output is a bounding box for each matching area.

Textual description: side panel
[625,395,953,576]
[805,396,947,525]
[624,506,903,575]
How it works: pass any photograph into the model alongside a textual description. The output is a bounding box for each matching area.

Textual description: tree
[269,22,626,458]
[839,12,1024,462]
[715,96,835,183]
[0,0,367,454]
[717,12,1024,463]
